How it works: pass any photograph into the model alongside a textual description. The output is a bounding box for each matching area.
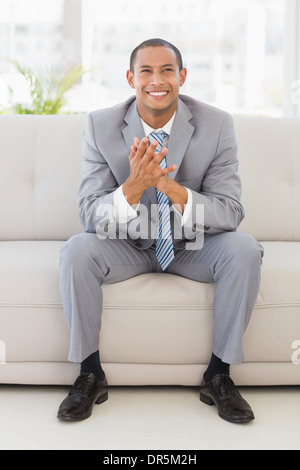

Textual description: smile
[147,91,168,96]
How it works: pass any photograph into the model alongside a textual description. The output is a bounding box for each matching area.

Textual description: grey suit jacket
[77,94,244,250]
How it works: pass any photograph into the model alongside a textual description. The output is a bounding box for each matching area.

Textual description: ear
[179,68,187,87]
[126,70,135,89]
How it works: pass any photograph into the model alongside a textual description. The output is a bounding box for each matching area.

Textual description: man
[58,38,263,423]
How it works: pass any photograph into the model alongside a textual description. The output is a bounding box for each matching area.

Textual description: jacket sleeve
[77,113,118,233]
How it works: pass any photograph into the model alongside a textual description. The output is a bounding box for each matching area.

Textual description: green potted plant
[5,60,85,114]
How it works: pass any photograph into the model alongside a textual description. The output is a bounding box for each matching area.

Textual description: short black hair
[130,38,183,72]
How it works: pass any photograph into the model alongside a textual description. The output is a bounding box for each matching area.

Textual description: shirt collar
[140,112,176,137]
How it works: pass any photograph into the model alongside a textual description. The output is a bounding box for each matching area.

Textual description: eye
[141,69,151,73]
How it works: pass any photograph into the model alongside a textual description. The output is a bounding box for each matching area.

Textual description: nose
[150,71,164,86]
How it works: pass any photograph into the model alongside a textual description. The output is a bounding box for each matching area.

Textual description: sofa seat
[1,239,299,386]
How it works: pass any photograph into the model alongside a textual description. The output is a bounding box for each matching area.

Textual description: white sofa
[0,113,299,387]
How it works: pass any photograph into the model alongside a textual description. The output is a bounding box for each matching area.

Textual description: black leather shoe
[200,374,254,424]
[57,372,108,421]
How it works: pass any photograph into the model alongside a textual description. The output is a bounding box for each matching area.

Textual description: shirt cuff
[172,187,193,227]
[113,185,139,224]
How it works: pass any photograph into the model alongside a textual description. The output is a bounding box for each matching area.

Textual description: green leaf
[3,60,87,114]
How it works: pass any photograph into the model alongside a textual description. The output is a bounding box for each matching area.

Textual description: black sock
[80,350,105,381]
[204,353,230,382]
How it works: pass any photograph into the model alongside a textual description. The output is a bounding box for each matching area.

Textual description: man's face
[126,46,187,124]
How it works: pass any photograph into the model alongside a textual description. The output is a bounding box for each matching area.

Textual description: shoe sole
[200,392,255,424]
[57,392,108,421]
[95,391,108,405]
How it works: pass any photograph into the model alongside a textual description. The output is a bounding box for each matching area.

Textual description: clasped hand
[122,136,188,212]
[129,137,176,193]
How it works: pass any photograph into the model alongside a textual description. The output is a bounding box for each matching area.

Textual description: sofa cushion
[243,241,300,362]
[0,115,84,241]
[235,117,300,241]
[0,241,299,366]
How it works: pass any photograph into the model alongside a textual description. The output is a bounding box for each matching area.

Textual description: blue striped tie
[148,131,175,270]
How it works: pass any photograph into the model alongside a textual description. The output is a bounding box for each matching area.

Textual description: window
[0,0,299,116]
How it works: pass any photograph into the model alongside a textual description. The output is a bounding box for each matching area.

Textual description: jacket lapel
[166,98,195,180]
[122,99,145,150]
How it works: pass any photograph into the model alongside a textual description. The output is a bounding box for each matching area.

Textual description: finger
[152,147,168,165]
[134,137,149,161]
[161,164,177,176]
[128,145,137,161]
[134,137,140,147]
[130,136,141,155]
[158,147,168,159]
[146,140,160,163]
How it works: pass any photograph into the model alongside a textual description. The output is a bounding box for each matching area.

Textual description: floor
[0,384,299,450]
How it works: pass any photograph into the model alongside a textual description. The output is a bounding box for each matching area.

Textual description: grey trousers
[59,231,264,366]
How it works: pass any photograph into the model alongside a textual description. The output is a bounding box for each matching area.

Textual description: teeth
[149,92,167,96]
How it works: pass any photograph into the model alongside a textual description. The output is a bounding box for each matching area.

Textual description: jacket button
[136,242,142,248]
[204,225,210,231]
